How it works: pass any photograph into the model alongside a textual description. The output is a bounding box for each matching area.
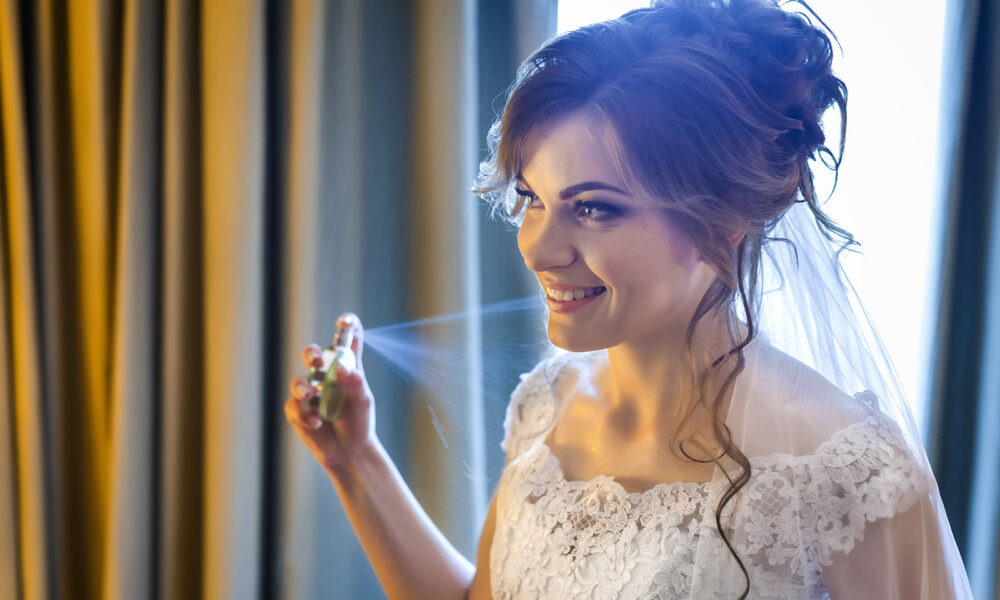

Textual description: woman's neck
[601,312,741,439]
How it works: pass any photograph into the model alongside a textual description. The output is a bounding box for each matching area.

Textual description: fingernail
[310,417,323,429]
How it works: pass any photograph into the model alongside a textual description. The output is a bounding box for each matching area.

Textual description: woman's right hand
[284,312,376,470]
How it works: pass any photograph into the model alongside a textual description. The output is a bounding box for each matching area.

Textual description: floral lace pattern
[490,359,931,599]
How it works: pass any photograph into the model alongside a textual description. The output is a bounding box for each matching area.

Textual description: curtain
[927,0,1000,598]
[0,1,556,598]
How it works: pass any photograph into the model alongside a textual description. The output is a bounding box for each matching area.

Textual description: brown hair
[475,0,855,596]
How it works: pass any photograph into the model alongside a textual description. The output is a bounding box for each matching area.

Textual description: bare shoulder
[732,339,875,456]
[546,349,604,398]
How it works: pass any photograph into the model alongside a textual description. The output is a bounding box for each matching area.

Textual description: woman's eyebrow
[515,176,629,200]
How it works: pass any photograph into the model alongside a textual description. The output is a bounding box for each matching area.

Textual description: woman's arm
[329,432,505,600]
[822,494,970,600]
[285,314,476,599]
[325,439,475,600]
[466,493,499,599]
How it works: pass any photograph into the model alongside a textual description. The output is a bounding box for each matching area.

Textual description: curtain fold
[158,0,204,597]
[1,1,47,598]
[410,0,485,556]
[928,0,1000,598]
[104,0,161,597]
[272,0,328,593]
[0,0,555,598]
[200,1,268,597]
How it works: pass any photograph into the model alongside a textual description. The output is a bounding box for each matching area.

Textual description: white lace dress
[489,348,933,599]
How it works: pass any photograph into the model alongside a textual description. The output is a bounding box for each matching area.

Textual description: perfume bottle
[305,322,356,421]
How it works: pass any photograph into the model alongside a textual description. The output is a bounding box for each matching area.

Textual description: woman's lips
[546,286,607,314]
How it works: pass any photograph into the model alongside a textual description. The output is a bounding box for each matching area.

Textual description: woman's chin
[546,327,608,353]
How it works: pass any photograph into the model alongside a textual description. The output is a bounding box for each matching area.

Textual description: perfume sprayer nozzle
[333,323,354,350]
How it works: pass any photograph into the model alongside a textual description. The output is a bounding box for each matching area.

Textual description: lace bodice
[489,351,932,599]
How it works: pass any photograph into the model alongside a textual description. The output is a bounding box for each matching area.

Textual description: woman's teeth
[545,286,606,301]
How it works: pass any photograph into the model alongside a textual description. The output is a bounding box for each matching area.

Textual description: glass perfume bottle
[305,323,356,421]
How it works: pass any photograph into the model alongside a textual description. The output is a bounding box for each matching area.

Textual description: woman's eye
[515,188,622,221]
[515,188,541,208]
[575,201,620,220]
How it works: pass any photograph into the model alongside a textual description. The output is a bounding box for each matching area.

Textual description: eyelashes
[575,201,622,220]
[514,187,539,203]
[514,187,624,221]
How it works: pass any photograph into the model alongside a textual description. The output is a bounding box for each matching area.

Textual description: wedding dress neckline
[534,349,727,496]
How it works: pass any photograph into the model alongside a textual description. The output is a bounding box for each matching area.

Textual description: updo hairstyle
[476,0,852,345]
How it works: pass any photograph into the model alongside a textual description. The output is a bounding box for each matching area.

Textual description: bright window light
[557,1,948,435]
[557,0,650,33]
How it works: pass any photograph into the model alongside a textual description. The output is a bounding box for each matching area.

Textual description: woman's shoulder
[511,349,600,402]
[731,338,882,457]
[501,349,600,456]
[500,351,562,455]
[733,341,933,561]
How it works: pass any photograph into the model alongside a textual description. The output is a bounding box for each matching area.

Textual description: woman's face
[516,111,718,352]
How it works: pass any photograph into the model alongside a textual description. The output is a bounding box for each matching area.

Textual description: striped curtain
[0,0,555,598]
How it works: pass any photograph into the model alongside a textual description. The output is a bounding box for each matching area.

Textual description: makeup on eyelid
[515,188,627,220]
[514,178,629,200]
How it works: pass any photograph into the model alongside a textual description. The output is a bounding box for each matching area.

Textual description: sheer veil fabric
[727,199,973,597]
[490,201,972,598]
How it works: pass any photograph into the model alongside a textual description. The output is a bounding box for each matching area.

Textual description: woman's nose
[518,213,576,272]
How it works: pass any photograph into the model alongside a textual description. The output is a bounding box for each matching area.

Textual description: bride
[285,0,972,597]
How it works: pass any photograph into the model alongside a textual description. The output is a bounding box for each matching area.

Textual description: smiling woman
[471,0,971,597]
[283,1,972,598]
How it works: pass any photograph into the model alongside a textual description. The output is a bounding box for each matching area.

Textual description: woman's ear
[728,231,745,247]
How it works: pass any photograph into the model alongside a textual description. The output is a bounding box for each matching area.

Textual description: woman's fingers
[301,343,323,370]
[284,395,323,430]
[289,375,317,400]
